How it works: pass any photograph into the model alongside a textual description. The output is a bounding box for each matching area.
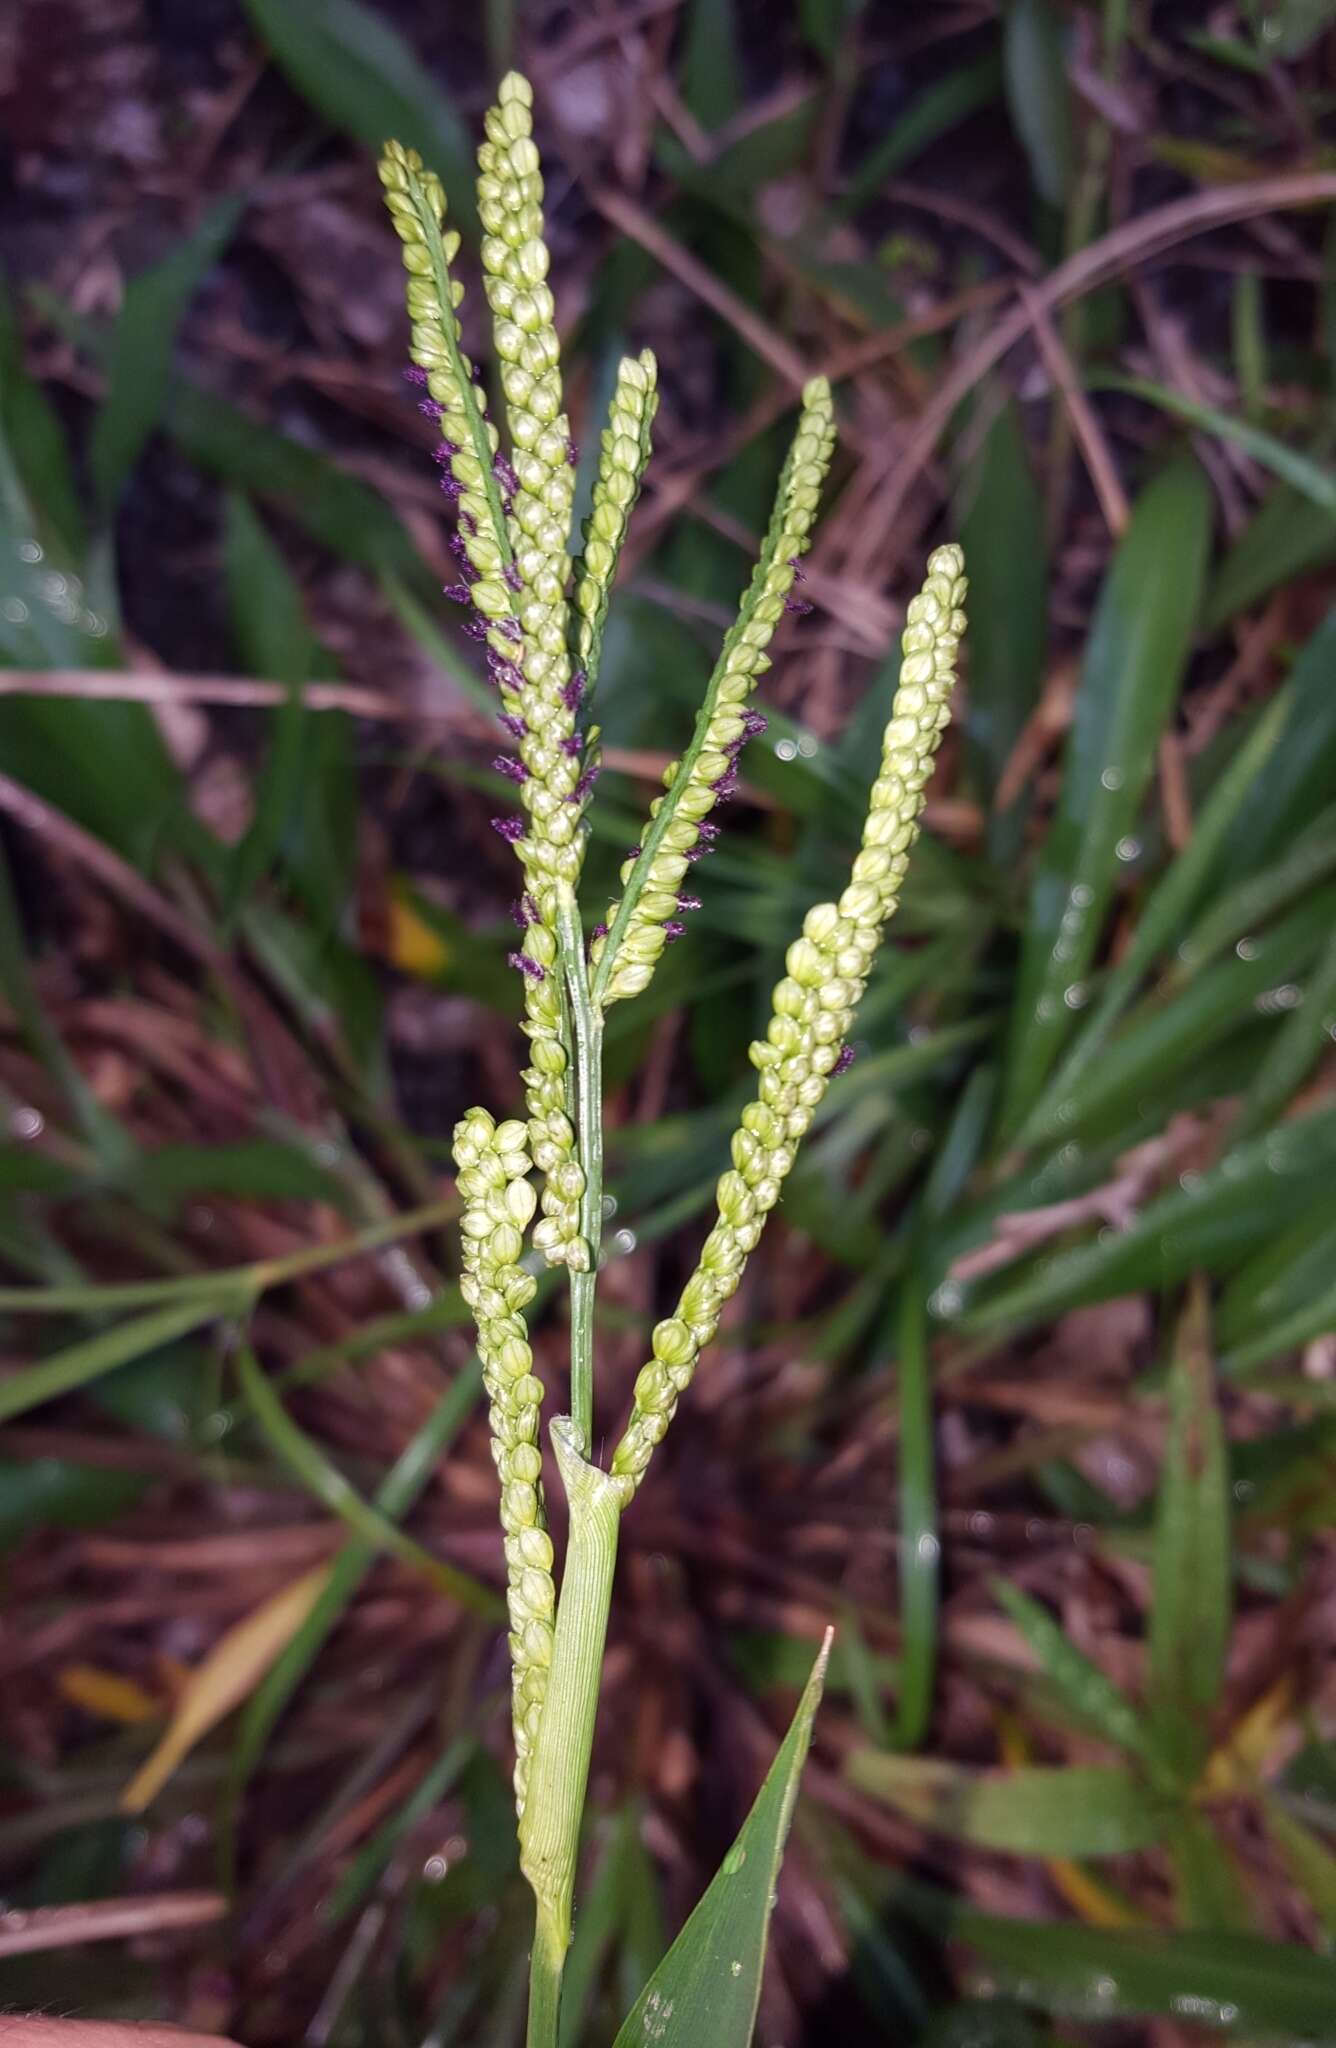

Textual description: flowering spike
[590,377,837,1009]
[609,544,967,1501]
[572,351,658,707]
[450,1110,550,1811]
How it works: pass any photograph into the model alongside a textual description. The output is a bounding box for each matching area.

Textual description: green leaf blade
[612,1634,830,2048]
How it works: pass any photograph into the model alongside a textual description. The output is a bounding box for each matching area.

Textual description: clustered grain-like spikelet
[574,349,658,692]
[609,545,968,1500]
[452,1109,555,1810]
[589,376,836,1007]
[380,103,587,1272]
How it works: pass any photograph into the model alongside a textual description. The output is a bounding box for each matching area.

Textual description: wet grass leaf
[612,1634,830,2048]
[998,461,1211,1140]
[850,1754,1169,1857]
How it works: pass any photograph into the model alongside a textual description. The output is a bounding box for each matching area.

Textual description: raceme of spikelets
[609,545,968,1502]
[588,376,836,1006]
[574,349,658,700]
[452,1109,554,1811]
[380,84,588,1271]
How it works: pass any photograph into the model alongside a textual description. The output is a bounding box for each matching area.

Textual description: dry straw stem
[610,544,968,1500]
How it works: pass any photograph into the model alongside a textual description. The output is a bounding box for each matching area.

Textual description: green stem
[526,1905,566,2048]
[557,890,603,1457]
[519,1418,622,2038]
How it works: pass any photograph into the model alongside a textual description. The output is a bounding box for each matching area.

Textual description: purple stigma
[498,616,522,643]
[742,710,769,739]
[677,893,701,912]
[463,616,491,641]
[698,822,720,843]
[833,1045,856,1076]
[504,563,523,592]
[592,921,608,940]
[443,583,473,606]
[418,398,443,420]
[713,765,739,799]
[509,951,545,981]
[560,734,583,757]
[663,920,686,942]
[494,754,528,784]
[566,438,580,467]
[432,441,459,464]
[511,898,529,930]
[787,556,806,578]
[404,366,429,388]
[439,474,463,502]
[493,454,520,497]
[498,711,527,738]
[626,844,642,860]
[492,815,526,844]
[570,763,601,804]
[561,670,586,713]
[487,653,524,693]
[784,594,815,617]
[461,509,477,536]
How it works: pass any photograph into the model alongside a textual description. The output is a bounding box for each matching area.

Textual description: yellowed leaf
[387,894,449,978]
[59,1663,161,1726]
[121,1564,332,1813]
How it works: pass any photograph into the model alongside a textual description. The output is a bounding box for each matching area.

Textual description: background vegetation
[1,1,1335,2041]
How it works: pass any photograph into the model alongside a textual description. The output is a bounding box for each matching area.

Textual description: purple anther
[626,844,642,860]
[511,898,530,930]
[498,711,528,738]
[443,583,473,605]
[833,1045,856,1076]
[509,951,545,981]
[487,653,524,693]
[561,669,586,713]
[463,616,491,641]
[560,734,583,757]
[498,616,523,643]
[494,754,528,784]
[566,437,580,467]
[461,509,477,536]
[492,815,525,844]
[663,920,686,942]
[404,365,429,388]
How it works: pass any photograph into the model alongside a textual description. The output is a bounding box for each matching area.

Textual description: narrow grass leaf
[850,1753,1168,1857]
[1171,1811,1257,1932]
[235,1340,496,1614]
[1235,919,1336,1139]
[239,0,476,233]
[612,1634,830,2048]
[1263,1794,1336,1940]
[889,1277,937,1750]
[0,1295,239,1425]
[229,1356,483,1809]
[324,1732,474,1924]
[937,1912,1336,2034]
[1003,0,1072,206]
[1148,1281,1230,1782]
[956,400,1047,862]
[1105,374,1336,513]
[1205,485,1336,630]
[991,1580,1163,1775]
[1021,690,1294,1146]
[91,196,243,510]
[0,273,84,562]
[120,1563,333,1811]
[998,461,1211,1139]
[838,53,1002,216]
[960,1099,1336,1335]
